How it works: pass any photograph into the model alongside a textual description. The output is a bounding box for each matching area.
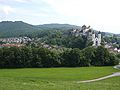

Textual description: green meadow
[0,67,119,90]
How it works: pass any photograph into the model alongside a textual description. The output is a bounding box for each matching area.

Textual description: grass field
[0,67,120,90]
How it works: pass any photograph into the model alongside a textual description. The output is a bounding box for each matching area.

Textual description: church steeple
[92,31,101,46]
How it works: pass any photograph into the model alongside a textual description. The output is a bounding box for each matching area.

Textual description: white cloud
[15,0,31,3]
[42,0,120,33]
[43,0,120,20]
[0,0,120,33]
[1,6,14,15]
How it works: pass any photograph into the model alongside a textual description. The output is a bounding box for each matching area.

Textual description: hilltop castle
[71,25,101,47]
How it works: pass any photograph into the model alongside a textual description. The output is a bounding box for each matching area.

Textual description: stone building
[71,25,102,47]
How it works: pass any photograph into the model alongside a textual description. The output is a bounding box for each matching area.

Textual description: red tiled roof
[0,44,24,47]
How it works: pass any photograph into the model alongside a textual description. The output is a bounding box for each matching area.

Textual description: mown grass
[0,67,119,90]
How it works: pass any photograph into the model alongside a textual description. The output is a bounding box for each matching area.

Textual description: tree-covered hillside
[0,21,116,38]
[1,21,120,48]
[0,21,42,37]
[0,21,81,37]
[37,23,81,30]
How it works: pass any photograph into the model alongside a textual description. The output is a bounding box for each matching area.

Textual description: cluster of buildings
[40,42,64,50]
[71,25,102,47]
[0,37,32,48]
[0,36,64,50]
[105,43,120,53]
[71,25,120,53]
[0,37,32,44]
[0,25,120,53]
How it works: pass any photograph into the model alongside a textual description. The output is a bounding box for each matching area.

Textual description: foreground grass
[0,67,119,90]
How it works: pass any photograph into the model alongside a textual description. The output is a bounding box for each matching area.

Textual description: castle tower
[92,31,96,46]
[98,31,101,46]
[81,25,86,34]
[87,29,92,40]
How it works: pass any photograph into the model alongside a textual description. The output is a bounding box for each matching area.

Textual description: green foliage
[0,21,42,37]
[82,46,96,66]
[0,21,80,37]
[0,46,119,68]
[0,41,6,44]
[109,53,119,65]
[61,48,81,67]
[37,48,60,67]
[93,46,119,66]
[104,35,120,44]
[116,54,120,63]
[0,47,61,68]
[68,36,86,49]
[94,46,110,66]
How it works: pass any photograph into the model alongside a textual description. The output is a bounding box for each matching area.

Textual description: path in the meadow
[77,65,120,83]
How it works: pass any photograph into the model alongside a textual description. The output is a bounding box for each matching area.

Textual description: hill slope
[0,21,41,37]
[0,21,116,38]
[37,23,81,30]
[0,21,81,37]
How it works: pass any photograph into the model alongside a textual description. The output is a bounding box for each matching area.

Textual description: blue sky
[0,0,120,34]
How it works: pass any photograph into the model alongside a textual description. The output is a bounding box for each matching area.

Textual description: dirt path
[77,65,120,83]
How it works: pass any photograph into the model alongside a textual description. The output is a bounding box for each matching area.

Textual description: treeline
[34,30,88,49]
[0,46,119,68]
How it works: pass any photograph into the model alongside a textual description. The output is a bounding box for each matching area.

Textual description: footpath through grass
[0,66,119,90]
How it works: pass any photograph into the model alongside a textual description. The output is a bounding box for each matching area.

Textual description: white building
[92,31,101,46]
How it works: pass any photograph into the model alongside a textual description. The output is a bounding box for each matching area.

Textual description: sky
[0,0,120,34]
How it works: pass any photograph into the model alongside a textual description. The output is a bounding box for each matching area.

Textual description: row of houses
[0,44,24,48]
[105,43,120,53]
[0,37,32,44]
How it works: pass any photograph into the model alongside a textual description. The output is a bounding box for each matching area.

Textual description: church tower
[92,31,101,47]
[92,31,96,46]
[98,31,101,46]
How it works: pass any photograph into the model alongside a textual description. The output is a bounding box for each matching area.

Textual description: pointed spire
[98,31,101,34]
[92,31,95,34]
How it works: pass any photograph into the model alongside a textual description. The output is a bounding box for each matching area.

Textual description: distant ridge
[0,21,116,37]
[37,23,81,30]
[0,21,41,37]
[0,21,81,37]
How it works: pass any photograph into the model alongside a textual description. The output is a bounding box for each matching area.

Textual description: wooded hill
[1,21,120,48]
[0,21,115,37]
[0,21,81,37]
